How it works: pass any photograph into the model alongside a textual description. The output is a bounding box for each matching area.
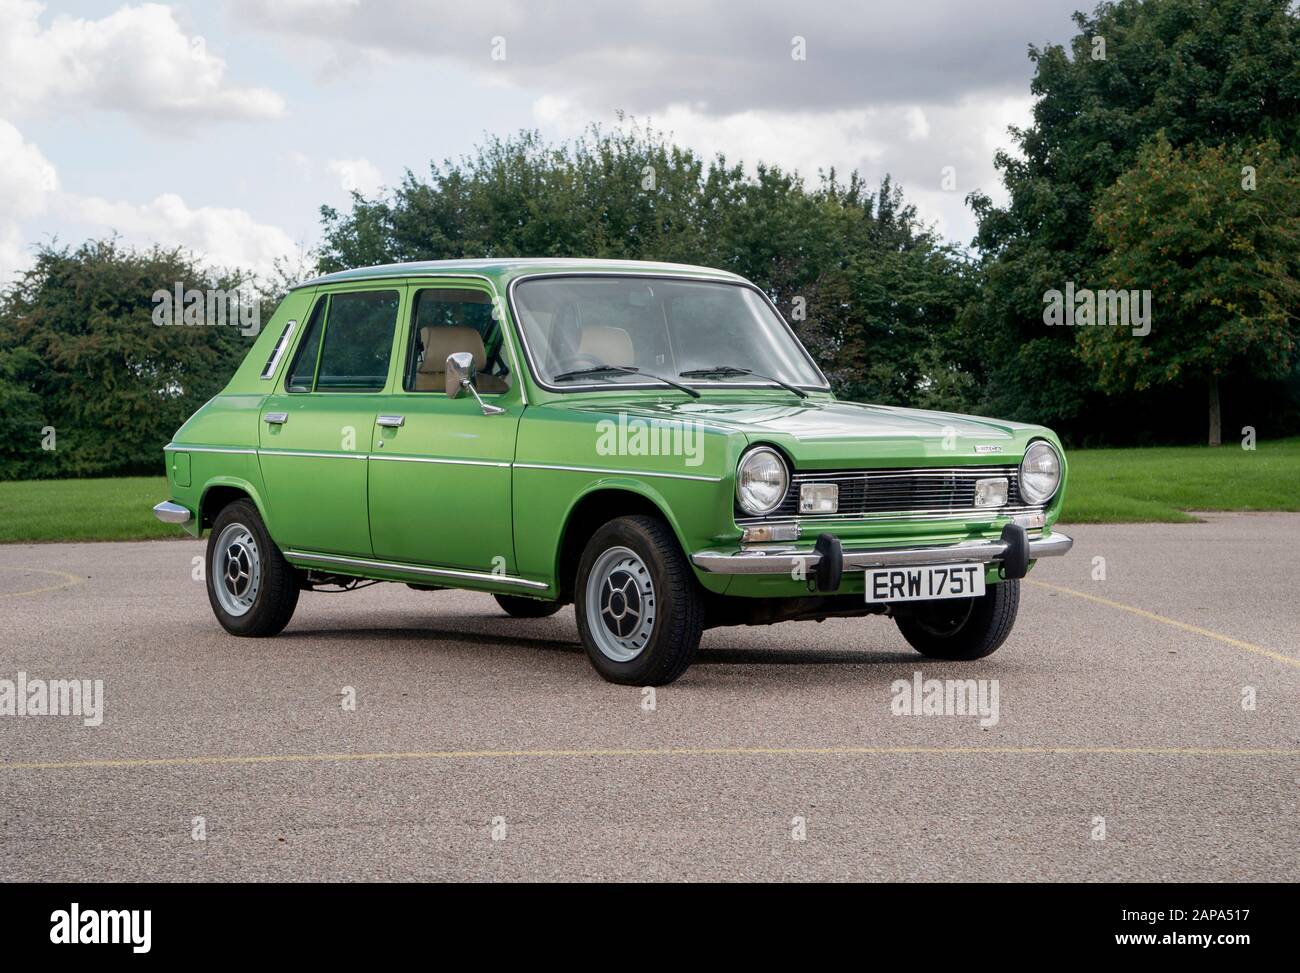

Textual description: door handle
[376,415,405,428]
[264,412,288,424]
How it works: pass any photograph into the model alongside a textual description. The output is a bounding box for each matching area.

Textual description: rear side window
[286,290,399,392]
[286,297,327,392]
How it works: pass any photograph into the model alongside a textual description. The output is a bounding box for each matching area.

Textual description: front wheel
[574,515,704,686]
[206,499,300,637]
[894,579,1019,660]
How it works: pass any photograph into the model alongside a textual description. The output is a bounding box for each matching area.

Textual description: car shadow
[282,616,917,667]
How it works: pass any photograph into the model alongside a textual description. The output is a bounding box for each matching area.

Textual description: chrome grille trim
[739,463,1041,523]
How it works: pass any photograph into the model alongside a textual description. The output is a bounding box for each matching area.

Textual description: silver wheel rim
[585,546,656,663]
[213,522,261,617]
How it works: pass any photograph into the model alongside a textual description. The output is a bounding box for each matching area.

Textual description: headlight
[736,446,789,516]
[1019,440,1062,504]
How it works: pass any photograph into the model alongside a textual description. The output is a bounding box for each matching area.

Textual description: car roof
[293,257,748,290]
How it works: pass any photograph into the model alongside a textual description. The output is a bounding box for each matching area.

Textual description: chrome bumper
[152,500,193,525]
[692,531,1073,575]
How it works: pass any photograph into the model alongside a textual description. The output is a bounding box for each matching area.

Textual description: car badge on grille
[974,445,1002,454]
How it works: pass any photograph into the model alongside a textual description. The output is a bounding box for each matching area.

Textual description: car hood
[563,395,1047,467]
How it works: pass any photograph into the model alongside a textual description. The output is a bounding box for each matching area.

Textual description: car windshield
[510,276,826,390]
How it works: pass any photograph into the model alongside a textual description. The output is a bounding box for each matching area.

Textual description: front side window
[403,288,512,394]
[510,276,826,390]
[286,290,399,392]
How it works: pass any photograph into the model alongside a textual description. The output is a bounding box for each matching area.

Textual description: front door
[367,283,521,572]
[259,286,404,556]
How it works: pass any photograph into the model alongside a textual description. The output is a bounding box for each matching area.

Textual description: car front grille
[738,464,1043,524]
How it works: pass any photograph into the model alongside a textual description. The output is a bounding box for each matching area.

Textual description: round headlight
[1019,440,1062,504]
[736,446,789,516]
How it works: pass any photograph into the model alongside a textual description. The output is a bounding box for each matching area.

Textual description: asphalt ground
[0,513,1296,881]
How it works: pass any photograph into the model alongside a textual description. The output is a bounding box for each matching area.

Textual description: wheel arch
[198,477,271,534]
[553,482,687,603]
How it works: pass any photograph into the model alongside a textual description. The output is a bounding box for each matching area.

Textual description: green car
[154,258,1071,685]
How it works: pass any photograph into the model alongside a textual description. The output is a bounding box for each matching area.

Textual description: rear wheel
[574,515,703,685]
[206,499,299,637]
[494,594,562,618]
[895,579,1019,661]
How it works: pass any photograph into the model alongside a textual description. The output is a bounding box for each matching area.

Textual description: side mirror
[445,351,504,415]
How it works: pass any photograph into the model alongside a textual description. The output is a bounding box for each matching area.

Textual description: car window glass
[314,290,400,392]
[285,297,328,392]
[404,288,512,394]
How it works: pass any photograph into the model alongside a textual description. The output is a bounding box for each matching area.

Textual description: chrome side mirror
[446,351,504,415]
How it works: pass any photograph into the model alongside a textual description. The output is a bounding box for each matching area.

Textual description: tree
[0,240,263,478]
[1085,136,1299,444]
[967,0,1300,437]
[315,126,978,413]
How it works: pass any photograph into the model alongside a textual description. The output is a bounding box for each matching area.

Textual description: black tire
[206,498,300,637]
[895,579,1019,661]
[494,594,562,618]
[574,515,704,686]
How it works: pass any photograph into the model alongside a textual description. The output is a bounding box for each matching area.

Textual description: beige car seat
[416,326,509,393]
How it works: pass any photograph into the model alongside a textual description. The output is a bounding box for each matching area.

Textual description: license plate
[865,563,986,603]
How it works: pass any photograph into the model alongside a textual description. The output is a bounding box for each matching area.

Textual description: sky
[0,0,1085,285]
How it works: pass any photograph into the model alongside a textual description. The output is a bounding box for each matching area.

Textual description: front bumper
[152,500,193,525]
[692,531,1072,575]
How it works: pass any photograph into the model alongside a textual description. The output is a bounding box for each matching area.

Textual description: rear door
[259,285,405,555]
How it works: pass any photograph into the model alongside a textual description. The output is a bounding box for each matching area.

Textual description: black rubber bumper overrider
[999,523,1030,579]
[814,533,843,592]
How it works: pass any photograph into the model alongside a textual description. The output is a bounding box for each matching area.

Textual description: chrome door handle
[376,415,405,428]
[264,412,288,424]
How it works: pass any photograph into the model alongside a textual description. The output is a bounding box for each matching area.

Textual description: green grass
[1,438,1298,541]
[1061,436,1300,523]
[0,477,175,543]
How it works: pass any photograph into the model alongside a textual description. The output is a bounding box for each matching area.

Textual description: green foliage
[968,0,1300,432]
[1084,136,1299,400]
[0,240,265,479]
[318,124,977,411]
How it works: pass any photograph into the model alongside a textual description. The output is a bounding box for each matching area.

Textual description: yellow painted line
[1027,578,1299,669]
[2,745,1297,773]
[0,566,83,598]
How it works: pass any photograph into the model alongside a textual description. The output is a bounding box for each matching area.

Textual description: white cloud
[0,117,59,281]
[0,0,285,127]
[327,157,384,197]
[63,192,297,277]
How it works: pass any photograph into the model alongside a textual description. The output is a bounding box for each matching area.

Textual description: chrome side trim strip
[152,500,193,525]
[692,532,1073,575]
[258,449,368,460]
[369,454,511,468]
[163,444,257,455]
[513,462,721,482]
[284,550,549,590]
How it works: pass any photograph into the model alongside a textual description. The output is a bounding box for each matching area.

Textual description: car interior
[405,288,512,393]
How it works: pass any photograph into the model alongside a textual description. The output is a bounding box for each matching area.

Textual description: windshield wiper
[679,365,808,398]
[552,364,701,398]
